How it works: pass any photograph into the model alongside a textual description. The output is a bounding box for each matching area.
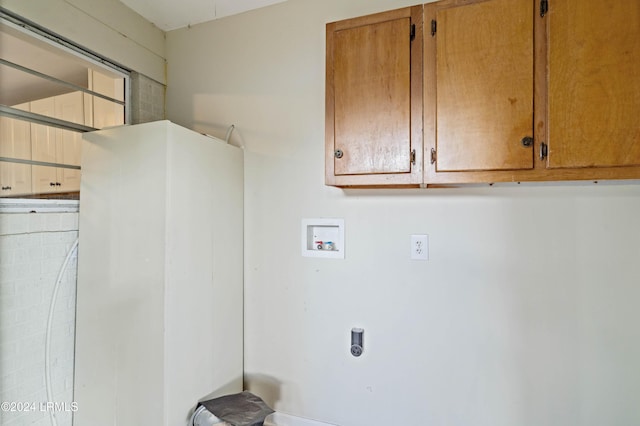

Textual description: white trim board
[0,198,79,213]
[265,412,338,426]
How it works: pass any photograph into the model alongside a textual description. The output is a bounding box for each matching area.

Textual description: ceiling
[119,0,287,31]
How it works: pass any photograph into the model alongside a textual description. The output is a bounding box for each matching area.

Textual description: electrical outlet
[410,234,429,260]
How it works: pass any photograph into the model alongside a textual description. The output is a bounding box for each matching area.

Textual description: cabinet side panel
[435,0,534,172]
[325,22,337,186]
[164,124,244,425]
[75,123,168,426]
[547,0,640,168]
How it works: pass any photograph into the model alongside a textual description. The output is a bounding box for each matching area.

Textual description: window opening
[0,7,130,199]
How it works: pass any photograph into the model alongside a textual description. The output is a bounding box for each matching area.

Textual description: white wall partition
[75,121,243,426]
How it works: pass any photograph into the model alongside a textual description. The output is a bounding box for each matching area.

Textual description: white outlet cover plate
[411,234,429,260]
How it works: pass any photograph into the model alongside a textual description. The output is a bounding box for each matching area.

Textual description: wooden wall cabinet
[424,0,640,185]
[325,5,423,187]
[31,92,83,194]
[1,69,124,198]
[29,97,60,194]
[0,104,32,197]
[545,0,640,173]
[325,0,640,187]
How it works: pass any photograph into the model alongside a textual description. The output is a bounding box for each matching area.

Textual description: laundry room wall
[165,1,640,425]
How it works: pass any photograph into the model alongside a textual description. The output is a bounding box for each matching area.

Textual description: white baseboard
[264,412,338,426]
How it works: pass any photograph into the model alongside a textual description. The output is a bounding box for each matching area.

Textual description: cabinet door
[0,162,32,197]
[427,0,534,173]
[31,93,83,194]
[0,108,32,196]
[326,6,423,187]
[30,97,59,193]
[55,92,83,191]
[0,103,32,160]
[547,0,640,169]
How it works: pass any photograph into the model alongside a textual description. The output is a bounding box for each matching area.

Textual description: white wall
[1,0,165,83]
[0,212,78,426]
[165,1,640,425]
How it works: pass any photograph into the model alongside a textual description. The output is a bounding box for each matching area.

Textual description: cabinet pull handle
[334,149,344,159]
[430,148,437,165]
[50,182,56,186]
[55,182,61,186]
[1,186,11,190]
[410,149,416,166]
[521,136,534,147]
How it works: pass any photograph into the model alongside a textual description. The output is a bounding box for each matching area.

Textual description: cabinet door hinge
[410,149,416,165]
[539,142,548,160]
[540,0,549,17]
[430,148,437,165]
[410,24,416,41]
[431,20,437,37]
